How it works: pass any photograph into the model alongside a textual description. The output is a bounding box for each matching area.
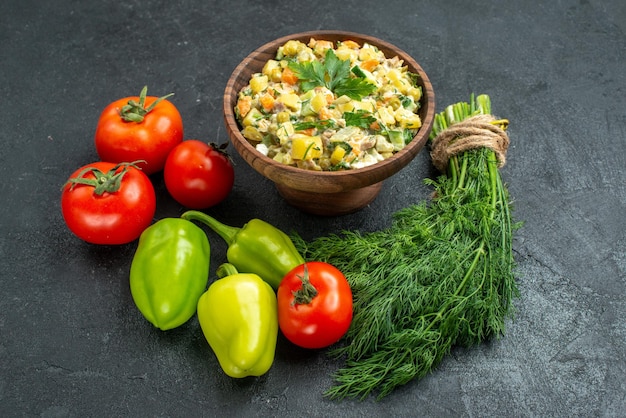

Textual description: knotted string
[430,114,510,172]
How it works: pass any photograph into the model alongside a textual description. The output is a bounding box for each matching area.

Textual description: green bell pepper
[181,210,304,290]
[197,263,278,378]
[129,218,210,330]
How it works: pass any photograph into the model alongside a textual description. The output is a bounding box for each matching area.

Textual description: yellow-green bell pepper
[197,263,278,378]
[181,210,304,290]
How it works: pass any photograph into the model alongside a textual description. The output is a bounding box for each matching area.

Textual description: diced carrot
[325,92,334,105]
[369,120,381,131]
[281,67,298,85]
[361,58,379,72]
[236,96,252,118]
[341,40,360,49]
[259,94,275,112]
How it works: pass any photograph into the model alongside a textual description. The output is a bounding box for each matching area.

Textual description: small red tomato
[61,161,156,245]
[95,86,183,175]
[277,262,353,349]
[163,140,235,209]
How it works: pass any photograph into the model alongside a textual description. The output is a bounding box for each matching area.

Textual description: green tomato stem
[291,263,318,306]
[119,85,174,123]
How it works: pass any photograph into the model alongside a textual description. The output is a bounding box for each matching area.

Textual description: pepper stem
[181,210,240,245]
[291,264,318,306]
[216,263,239,279]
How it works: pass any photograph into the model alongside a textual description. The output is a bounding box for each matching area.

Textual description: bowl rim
[223,30,436,191]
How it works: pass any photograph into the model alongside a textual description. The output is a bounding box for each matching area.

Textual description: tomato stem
[291,263,318,306]
[63,160,146,196]
[119,85,174,123]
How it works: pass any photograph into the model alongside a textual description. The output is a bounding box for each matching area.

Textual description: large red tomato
[61,161,156,245]
[163,140,235,209]
[95,86,183,175]
[277,262,353,349]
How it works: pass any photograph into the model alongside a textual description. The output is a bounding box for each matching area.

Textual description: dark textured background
[1,0,624,416]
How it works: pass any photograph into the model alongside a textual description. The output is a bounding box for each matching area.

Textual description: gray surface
[1,0,625,416]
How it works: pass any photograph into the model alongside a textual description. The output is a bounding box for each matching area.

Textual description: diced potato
[333,95,352,105]
[277,93,301,111]
[310,93,327,113]
[335,47,357,62]
[358,45,379,62]
[352,99,375,112]
[262,60,282,82]
[330,146,347,165]
[386,69,410,93]
[291,134,323,160]
[309,39,334,57]
[395,108,422,129]
[376,106,396,125]
[374,135,394,153]
[250,75,269,94]
[276,121,294,144]
[280,40,305,57]
[335,102,354,113]
[406,86,422,102]
[242,108,263,127]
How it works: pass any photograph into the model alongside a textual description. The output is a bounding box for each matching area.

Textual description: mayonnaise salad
[235,38,423,171]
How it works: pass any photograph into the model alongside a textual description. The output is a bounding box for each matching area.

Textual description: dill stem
[457,153,469,189]
[450,155,459,187]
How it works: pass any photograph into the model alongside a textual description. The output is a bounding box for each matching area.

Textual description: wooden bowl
[223,30,435,216]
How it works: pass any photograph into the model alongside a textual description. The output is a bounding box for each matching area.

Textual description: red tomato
[277,262,353,349]
[61,161,156,245]
[163,140,235,209]
[95,86,183,175]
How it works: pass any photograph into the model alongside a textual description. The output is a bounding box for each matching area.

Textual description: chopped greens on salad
[235,38,424,171]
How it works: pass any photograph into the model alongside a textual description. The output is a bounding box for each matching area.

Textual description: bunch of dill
[294,94,520,400]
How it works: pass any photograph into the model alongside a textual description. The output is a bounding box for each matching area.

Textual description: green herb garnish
[288,49,377,100]
[292,119,337,131]
[344,110,377,129]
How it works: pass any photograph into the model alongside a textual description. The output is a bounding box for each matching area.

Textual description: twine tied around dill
[430,114,510,172]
